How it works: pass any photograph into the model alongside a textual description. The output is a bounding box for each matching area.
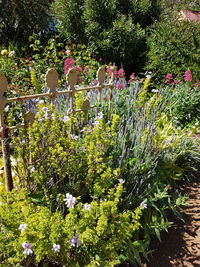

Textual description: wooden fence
[0,66,116,191]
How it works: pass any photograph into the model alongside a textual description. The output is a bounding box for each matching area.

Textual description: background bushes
[52,0,161,74]
[146,18,200,81]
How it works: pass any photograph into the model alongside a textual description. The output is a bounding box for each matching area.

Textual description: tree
[0,0,54,44]
[52,0,161,73]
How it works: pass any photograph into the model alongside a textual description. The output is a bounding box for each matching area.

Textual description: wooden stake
[0,71,13,191]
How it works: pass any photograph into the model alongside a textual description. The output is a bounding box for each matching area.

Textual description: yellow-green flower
[1,49,8,55]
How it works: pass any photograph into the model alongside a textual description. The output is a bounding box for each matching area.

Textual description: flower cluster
[165,73,178,84]
[64,58,76,74]
[165,70,194,84]
[183,70,192,82]
[128,72,135,83]
[106,66,126,79]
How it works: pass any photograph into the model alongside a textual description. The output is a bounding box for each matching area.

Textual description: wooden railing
[0,66,116,191]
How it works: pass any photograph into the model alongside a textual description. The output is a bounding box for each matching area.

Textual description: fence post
[108,66,117,117]
[97,67,106,102]
[67,68,78,114]
[0,72,13,191]
[45,68,59,108]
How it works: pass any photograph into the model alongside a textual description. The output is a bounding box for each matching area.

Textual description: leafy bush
[0,186,143,266]
[0,0,54,45]
[146,18,200,81]
[164,81,200,127]
[52,0,161,73]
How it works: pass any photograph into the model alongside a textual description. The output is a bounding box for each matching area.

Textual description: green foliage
[52,0,161,72]
[1,64,200,266]
[164,82,200,127]
[0,185,144,266]
[0,0,54,46]
[146,18,200,81]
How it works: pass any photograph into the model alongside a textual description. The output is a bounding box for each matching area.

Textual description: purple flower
[42,107,49,113]
[64,193,76,208]
[22,243,33,255]
[84,203,91,211]
[52,244,60,253]
[19,223,27,231]
[140,200,147,209]
[69,234,80,247]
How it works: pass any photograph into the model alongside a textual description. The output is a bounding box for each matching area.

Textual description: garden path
[145,179,200,267]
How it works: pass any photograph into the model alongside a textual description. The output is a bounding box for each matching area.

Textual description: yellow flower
[1,49,8,55]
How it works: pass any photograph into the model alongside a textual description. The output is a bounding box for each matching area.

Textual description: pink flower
[184,70,192,82]
[117,68,126,78]
[165,73,173,83]
[64,58,76,74]
[65,49,72,56]
[173,80,179,84]
[84,67,90,76]
[194,81,200,87]
[92,79,98,85]
[117,83,125,90]
[128,72,135,83]
[106,66,118,78]
[75,66,82,73]
[98,58,103,62]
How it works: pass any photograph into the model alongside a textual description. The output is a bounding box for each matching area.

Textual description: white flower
[19,223,27,231]
[52,244,60,253]
[30,166,35,173]
[118,178,125,184]
[84,203,91,211]
[22,243,33,255]
[8,51,16,57]
[63,115,70,122]
[64,193,76,208]
[93,120,100,126]
[97,112,103,119]
[71,134,78,141]
[152,89,158,93]
[140,200,147,209]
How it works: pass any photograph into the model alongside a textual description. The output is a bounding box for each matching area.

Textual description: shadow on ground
[144,181,200,267]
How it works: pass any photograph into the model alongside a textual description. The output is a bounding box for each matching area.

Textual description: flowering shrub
[162,78,200,127]
[0,184,145,266]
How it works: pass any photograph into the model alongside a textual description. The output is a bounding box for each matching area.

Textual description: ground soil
[144,179,200,267]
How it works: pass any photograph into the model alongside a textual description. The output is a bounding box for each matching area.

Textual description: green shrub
[52,0,161,72]
[164,82,200,127]
[0,185,145,266]
[146,18,200,81]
